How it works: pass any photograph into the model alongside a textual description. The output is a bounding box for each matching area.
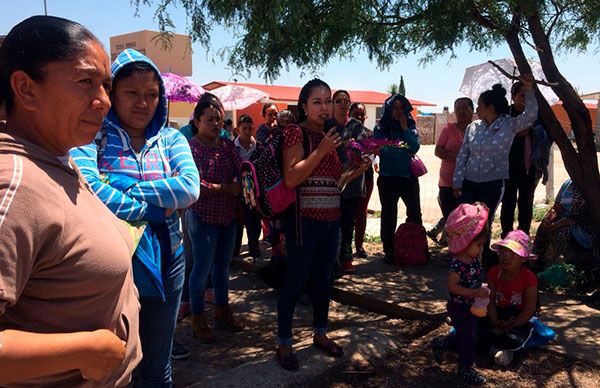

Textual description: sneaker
[177,301,191,322]
[204,288,215,304]
[341,261,356,274]
[458,366,486,385]
[171,341,190,360]
[431,337,445,364]
[494,350,514,366]
[426,229,439,243]
[356,248,368,258]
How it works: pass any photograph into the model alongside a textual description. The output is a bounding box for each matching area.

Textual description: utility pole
[44,0,48,15]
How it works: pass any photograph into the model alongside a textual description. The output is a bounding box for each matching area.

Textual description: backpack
[240,125,309,219]
[393,222,429,266]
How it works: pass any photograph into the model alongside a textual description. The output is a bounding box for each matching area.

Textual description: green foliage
[537,263,585,294]
[363,233,382,244]
[387,76,405,96]
[533,205,549,223]
[399,75,406,96]
[134,1,600,81]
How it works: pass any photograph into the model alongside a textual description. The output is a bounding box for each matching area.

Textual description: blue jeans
[186,209,237,313]
[137,251,185,387]
[277,214,340,346]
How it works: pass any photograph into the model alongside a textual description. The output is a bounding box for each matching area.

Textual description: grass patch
[363,234,382,244]
[533,205,550,222]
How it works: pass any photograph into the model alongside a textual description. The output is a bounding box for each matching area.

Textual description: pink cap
[445,203,489,254]
[492,230,537,260]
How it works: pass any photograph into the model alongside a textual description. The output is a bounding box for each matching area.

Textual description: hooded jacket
[0,132,141,386]
[373,94,420,177]
[71,49,200,297]
[71,49,200,254]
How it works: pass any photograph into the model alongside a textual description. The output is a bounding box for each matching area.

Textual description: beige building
[109,30,192,76]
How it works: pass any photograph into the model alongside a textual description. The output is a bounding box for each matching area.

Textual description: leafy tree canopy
[135,0,600,81]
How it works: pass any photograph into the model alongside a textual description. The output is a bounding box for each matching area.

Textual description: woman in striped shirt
[71,48,200,386]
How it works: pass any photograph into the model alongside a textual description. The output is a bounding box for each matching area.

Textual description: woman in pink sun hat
[431,202,490,385]
[477,230,540,364]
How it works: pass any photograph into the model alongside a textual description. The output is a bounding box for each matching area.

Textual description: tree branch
[470,6,499,30]
[487,60,559,87]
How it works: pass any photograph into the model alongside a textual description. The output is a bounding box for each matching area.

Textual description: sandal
[313,338,344,358]
[276,347,299,371]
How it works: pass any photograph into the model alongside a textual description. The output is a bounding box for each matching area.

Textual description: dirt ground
[304,323,600,387]
[171,240,600,387]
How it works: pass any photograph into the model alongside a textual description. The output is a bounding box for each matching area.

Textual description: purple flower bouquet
[338,139,408,190]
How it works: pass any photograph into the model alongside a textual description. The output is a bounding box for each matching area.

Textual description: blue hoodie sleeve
[403,125,420,154]
[70,144,166,222]
[124,130,200,209]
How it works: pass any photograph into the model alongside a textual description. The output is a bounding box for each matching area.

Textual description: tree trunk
[502,13,600,259]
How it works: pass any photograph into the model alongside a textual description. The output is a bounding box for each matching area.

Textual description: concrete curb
[231,257,446,322]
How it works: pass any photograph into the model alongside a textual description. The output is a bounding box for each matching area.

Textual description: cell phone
[324,118,343,135]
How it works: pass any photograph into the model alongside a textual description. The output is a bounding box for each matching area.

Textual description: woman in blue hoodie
[71,49,200,387]
[374,95,422,263]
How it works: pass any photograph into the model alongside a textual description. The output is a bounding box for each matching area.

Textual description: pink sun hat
[492,230,537,260]
[445,203,490,254]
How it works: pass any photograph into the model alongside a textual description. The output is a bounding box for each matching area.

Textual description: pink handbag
[410,155,428,177]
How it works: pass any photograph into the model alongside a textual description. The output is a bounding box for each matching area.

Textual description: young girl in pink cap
[432,202,490,385]
[481,230,539,365]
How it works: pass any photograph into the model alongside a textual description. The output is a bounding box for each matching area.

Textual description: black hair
[479,84,509,115]
[333,89,350,101]
[238,114,253,125]
[349,102,366,115]
[261,102,278,117]
[112,61,159,92]
[511,81,524,97]
[198,92,224,115]
[344,117,364,136]
[224,119,233,127]
[0,15,100,114]
[277,109,296,124]
[297,78,331,123]
[454,97,474,111]
[191,100,220,136]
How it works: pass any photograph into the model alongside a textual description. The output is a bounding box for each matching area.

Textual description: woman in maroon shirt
[276,79,369,371]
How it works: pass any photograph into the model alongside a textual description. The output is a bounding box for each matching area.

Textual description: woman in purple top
[186,99,244,344]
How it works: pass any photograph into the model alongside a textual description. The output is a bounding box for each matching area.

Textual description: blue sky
[2,0,598,111]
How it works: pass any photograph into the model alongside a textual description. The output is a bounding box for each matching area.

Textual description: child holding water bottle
[431,202,490,385]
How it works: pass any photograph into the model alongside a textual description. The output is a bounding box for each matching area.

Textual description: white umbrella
[460,58,558,104]
[210,84,269,111]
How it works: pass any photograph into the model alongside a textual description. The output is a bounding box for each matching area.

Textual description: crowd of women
[0,15,593,387]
